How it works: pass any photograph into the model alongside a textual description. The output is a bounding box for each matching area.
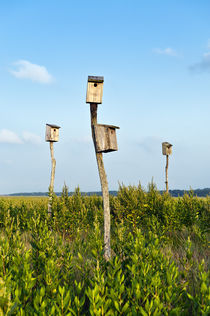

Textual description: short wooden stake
[90,103,111,261]
[48,141,56,216]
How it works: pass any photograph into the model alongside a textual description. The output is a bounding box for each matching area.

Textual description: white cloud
[0,129,42,145]
[10,60,54,84]
[153,47,178,57]
[189,52,210,73]
[70,136,92,144]
[0,129,23,144]
[22,131,42,144]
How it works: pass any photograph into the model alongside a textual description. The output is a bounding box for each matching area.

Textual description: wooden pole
[165,154,169,193]
[48,141,56,216]
[90,103,111,261]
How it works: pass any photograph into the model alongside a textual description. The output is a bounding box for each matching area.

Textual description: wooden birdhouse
[162,142,172,155]
[93,124,120,153]
[45,124,60,142]
[86,76,104,104]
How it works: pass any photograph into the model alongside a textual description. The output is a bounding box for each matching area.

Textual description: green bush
[0,184,209,315]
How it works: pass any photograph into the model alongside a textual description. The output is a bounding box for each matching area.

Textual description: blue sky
[0,0,210,194]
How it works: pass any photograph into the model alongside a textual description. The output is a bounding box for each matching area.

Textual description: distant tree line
[5,188,210,197]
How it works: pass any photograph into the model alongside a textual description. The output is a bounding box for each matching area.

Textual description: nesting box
[86,76,104,104]
[162,142,172,155]
[45,124,60,142]
[93,124,120,153]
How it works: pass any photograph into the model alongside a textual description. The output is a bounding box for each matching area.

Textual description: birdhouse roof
[162,142,172,147]
[88,76,104,83]
[97,124,120,129]
[46,123,61,129]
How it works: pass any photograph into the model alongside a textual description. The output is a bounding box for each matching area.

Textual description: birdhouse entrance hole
[86,76,104,104]
[45,124,61,142]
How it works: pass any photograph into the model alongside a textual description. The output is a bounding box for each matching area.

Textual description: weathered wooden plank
[93,124,119,153]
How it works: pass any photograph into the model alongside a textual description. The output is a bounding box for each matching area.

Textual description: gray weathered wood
[48,141,56,216]
[46,124,60,142]
[93,124,119,153]
[90,103,111,261]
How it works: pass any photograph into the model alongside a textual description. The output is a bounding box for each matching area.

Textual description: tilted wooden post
[162,142,172,193]
[86,76,119,261]
[45,123,60,216]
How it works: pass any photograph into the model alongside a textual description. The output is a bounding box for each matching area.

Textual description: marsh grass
[0,184,209,315]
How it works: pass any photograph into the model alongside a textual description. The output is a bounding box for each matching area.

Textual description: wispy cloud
[153,47,178,57]
[0,129,23,144]
[0,129,42,145]
[189,52,210,73]
[22,131,42,144]
[10,60,54,84]
[137,136,162,154]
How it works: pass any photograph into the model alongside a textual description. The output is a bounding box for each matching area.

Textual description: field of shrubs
[0,183,209,315]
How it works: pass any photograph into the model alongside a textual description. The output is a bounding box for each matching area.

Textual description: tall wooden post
[90,103,111,261]
[48,142,56,216]
[45,123,60,217]
[162,142,172,194]
[165,154,169,193]
[86,76,119,261]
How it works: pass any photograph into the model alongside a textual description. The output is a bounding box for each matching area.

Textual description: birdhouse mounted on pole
[45,124,60,142]
[162,142,173,194]
[93,124,120,153]
[162,142,172,156]
[86,75,120,261]
[86,76,104,104]
[45,123,61,217]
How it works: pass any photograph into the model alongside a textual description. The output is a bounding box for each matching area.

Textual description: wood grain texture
[86,81,103,104]
[90,103,111,261]
[93,124,119,153]
[48,142,56,216]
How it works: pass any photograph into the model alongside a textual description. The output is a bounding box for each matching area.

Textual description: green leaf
[145,299,149,312]
[187,293,194,300]
[114,300,120,312]
[63,292,71,308]
[139,306,148,316]
[78,252,83,262]
[40,287,45,297]
[201,282,207,294]
[59,286,64,296]
[122,302,129,313]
